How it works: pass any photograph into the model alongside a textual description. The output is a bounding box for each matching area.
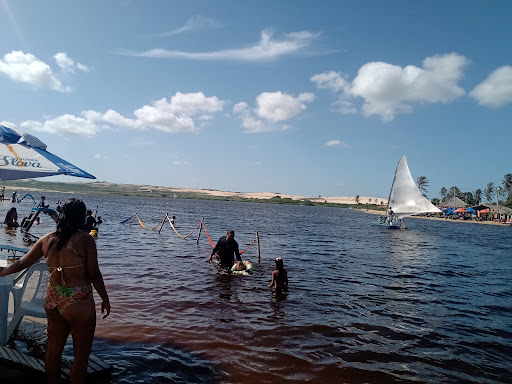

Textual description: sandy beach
[360,209,512,226]
[130,184,388,205]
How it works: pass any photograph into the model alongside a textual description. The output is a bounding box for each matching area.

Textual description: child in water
[268,257,288,293]
[232,260,246,271]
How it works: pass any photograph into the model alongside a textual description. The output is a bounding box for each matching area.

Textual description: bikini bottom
[45,283,93,315]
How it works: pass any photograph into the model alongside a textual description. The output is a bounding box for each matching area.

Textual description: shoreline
[2,179,388,206]
[359,209,512,227]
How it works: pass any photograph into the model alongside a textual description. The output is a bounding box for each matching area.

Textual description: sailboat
[375,155,441,229]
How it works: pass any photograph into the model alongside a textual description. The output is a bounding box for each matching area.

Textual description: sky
[0,0,511,200]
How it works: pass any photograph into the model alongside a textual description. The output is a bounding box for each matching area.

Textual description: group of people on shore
[207,229,288,293]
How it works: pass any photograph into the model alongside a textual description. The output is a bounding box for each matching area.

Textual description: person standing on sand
[0,198,111,384]
[207,229,241,268]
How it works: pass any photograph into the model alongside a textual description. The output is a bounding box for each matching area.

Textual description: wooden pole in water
[256,231,261,261]
[159,213,168,234]
[196,218,204,244]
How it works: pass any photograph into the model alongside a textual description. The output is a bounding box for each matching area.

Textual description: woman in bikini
[268,257,288,293]
[0,198,110,384]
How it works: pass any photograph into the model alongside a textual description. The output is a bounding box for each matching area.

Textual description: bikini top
[47,239,86,286]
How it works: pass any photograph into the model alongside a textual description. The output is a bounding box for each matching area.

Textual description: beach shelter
[440,196,466,208]
[0,125,95,180]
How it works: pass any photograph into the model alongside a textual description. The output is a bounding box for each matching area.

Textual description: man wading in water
[207,230,241,269]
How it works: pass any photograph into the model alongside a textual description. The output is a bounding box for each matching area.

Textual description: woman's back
[274,268,288,292]
[43,232,93,288]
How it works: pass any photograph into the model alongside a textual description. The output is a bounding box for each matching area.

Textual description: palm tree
[484,182,494,203]
[449,186,461,199]
[416,176,429,197]
[440,187,448,200]
[473,189,482,205]
[502,174,512,199]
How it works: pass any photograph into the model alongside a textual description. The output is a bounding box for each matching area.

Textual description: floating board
[231,260,253,276]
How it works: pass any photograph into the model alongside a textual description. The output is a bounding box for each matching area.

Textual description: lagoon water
[2,193,512,383]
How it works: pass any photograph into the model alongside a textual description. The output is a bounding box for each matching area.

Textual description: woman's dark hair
[53,198,86,250]
[275,257,284,270]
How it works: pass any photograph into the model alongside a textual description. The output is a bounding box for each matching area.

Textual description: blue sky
[1,0,511,199]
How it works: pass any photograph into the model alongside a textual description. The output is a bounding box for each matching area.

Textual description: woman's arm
[84,234,110,318]
[0,237,45,277]
[268,270,277,287]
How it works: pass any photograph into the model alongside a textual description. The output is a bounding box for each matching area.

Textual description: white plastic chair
[7,262,49,342]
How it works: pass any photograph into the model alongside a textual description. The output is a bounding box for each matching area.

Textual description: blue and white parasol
[0,125,95,180]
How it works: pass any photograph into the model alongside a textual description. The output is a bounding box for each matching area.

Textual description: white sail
[387,156,441,219]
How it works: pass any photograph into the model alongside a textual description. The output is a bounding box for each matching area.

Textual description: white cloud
[19,92,224,136]
[0,50,66,91]
[120,29,319,61]
[325,140,350,148]
[54,52,89,74]
[21,114,100,136]
[311,71,349,92]
[233,91,315,133]
[233,102,269,133]
[169,92,224,116]
[470,66,512,108]
[151,15,221,37]
[256,91,315,122]
[0,50,89,92]
[312,53,468,121]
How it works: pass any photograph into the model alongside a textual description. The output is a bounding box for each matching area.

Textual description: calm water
[2,193,512,383]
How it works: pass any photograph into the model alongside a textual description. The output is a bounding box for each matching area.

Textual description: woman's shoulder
[71,231,96,244]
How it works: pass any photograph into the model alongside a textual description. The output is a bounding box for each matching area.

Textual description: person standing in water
[207,229,241,268]
[0,198,111,384]
[268,257,288,293]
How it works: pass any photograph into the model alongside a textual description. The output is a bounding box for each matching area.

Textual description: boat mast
[386,155,404,211]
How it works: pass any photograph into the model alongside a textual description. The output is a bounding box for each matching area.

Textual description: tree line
[417,174,512,208]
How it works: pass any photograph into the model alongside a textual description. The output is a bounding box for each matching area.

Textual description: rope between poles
[168,217,200,239]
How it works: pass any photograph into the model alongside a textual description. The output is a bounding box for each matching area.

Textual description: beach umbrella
[466,208,477,214]
[479,209,490,213]
[0,125,95,180]
[453,207,466,213]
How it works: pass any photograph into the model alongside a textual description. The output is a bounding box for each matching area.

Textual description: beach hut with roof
[440,196,466,208]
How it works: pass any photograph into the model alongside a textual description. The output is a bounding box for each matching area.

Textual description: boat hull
[373,221,401,229]
[374,215,404,229]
